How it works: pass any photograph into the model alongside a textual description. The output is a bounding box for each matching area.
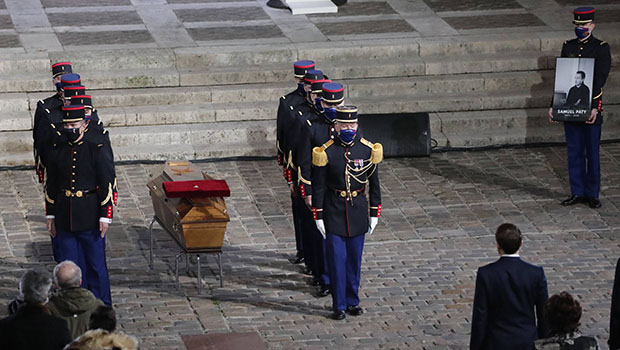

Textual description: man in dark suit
[470,223,549,350]
[565,71,590,108]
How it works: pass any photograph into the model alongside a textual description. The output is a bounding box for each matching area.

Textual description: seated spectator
[48,260,104,339]
[535,292,599,350]
[65,305,138,350]
[0,269,72,350]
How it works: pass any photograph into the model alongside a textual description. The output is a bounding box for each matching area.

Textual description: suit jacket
[0,303,72,350]
[470,256,549,350]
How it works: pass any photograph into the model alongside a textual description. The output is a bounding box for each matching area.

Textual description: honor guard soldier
[71,94,118,207]
[286,69,327,276]
[311,106,382,320]
[33,63,73,183]
[548,7,612,208]
[292,81,348,297]
[276,60,315,265]
[45,105,115,306]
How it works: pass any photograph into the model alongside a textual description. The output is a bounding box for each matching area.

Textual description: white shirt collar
[501,253,520,258]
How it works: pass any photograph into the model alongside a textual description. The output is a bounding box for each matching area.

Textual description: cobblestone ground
[1,144,620,349]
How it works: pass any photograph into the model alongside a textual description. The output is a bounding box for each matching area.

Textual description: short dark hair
[546,292,582,335]
[577,71,586,79]
[89,305,116,332]
[495,223,522,254]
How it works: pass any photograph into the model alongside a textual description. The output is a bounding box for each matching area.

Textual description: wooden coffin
[147,161,230,250]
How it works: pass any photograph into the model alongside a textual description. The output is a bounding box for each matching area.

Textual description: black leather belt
[330,188,365,198]
[62,189,96,198]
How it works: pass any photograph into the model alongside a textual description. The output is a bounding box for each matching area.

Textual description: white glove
[368,217,378,235]
[315,219,326,239]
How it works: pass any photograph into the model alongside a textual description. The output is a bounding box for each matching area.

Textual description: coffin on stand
[147,161,230,290]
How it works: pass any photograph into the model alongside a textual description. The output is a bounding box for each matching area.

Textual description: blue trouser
[564,122,601,199]
[52,229,111,305]
[326,233,365,311]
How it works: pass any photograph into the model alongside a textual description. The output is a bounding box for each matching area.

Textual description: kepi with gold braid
[62,105,86,122]
[335,105,358,123]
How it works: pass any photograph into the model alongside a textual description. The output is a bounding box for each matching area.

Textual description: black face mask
[62,127,81,142]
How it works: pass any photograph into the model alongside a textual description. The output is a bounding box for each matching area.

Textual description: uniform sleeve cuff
[99,217,112,224]
[46,215,55,220]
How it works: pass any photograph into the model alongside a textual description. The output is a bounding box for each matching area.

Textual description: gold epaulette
[312,139,333,167]
[360,138,373,148]
[360,138,383,164]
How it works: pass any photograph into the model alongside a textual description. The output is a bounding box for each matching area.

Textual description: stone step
[49,49,176,71]
[436,106,620,148]
[98,101,275,127]
[0,52,50,74]
[0,111,32,131]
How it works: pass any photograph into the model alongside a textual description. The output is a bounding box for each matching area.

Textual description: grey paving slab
[174,6,270,22]
[443,13,546,30]
[2,144,620,348]
[41,0,131,7]
[47,10,144,26]
[187,25,284,41]
[315,19,415,35]
[422,0,523,12]
[56,29,154,46]
[308,2,397,17]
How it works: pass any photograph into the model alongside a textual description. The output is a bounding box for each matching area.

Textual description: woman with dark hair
[535,292,599,350]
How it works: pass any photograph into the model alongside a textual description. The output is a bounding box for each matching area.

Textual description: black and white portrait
[552,57,595,121]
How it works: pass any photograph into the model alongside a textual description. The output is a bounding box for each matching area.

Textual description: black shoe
[316,287,330,298]
[346,305,363,316]
[561,195,586,206]
[588,197,602,208]
[331,310,346,320]
[266,0,289,9]
[307,277,320,286]
[289,256,304,264]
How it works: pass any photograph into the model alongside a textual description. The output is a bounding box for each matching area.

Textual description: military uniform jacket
[276,87,306,168]
[33,94,63,182]
[294,107,335,198]
[45,128,116,232]
[312,134,381,237]
[561,35,612,124]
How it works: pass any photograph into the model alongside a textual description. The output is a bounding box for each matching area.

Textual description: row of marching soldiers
[276,60,383,320]
[32,61,117,306]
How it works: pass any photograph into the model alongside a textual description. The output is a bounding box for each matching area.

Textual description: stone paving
[1,0,620,51]
[2,143,620,349]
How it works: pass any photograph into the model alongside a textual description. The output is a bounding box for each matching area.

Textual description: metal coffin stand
[147,161,230,293]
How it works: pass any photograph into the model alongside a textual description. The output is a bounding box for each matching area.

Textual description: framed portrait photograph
[552,57,595,122]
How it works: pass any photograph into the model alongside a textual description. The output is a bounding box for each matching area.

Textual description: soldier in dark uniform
[565,71,590,108]
[548,7,612,208]
[311,106,382,320]
[71,94,118,207]
[276,60,315,265]
[45,105,115,306]
[33,63,73,183]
